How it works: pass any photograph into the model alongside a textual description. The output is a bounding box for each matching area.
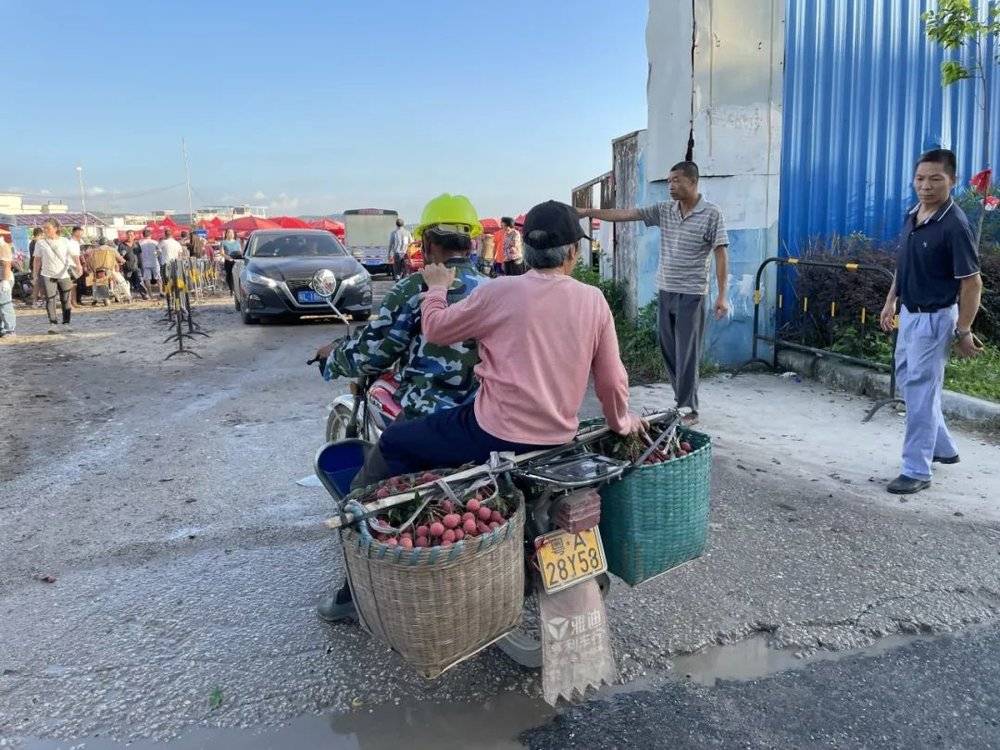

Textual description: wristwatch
[954,328,972,340]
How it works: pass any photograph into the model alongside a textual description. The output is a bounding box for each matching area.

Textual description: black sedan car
[232,230,373,324]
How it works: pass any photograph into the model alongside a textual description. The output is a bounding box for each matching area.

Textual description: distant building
[0,193,69,215]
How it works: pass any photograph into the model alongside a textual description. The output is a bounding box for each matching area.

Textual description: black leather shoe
[932,454,960,465]
[887,475,931,495]
[317,582,356,623]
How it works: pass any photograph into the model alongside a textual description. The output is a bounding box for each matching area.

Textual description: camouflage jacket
[324,258,489,418]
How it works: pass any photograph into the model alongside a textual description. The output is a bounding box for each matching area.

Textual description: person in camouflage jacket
[320,257,488,418]
[316,194,492,625]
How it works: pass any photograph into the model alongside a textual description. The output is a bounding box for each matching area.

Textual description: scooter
[318,410,676,703]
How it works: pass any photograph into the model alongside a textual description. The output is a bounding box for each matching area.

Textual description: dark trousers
[371,402,550,484]
[658,291,706,412]
[42,276,73,324]
[223,259,235,293]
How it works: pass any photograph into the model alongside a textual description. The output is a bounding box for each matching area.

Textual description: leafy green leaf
[941,59,974,85]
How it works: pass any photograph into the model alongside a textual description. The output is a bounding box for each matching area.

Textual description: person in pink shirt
[370,200,643,480]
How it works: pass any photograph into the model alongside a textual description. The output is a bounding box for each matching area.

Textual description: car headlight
[246,270,277,287]
[342,270,370,287]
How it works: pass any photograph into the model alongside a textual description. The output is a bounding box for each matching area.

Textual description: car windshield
[248,233,347,258]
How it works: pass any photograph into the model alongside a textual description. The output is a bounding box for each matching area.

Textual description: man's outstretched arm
[577,207,644,222]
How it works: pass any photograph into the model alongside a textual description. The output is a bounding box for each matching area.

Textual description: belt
[903,303,951,314]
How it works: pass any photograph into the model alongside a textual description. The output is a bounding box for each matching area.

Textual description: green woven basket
[598,428,711,586]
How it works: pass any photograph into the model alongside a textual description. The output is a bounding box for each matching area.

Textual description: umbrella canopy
[514,214,526,227]
[308,218,346,237]
[272,216,311,229]
[478,217,501,233]
[222,216,280,234]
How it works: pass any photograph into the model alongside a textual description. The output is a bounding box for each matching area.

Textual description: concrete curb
[774,349,1000,426]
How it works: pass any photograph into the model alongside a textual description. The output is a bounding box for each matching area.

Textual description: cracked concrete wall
[635,0,784,365]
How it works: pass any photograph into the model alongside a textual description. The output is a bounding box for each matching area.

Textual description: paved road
[522,625,1000,749]
[1,289,998,748]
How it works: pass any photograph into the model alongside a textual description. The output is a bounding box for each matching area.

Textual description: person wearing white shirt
[158,228,183,280]
[32,218,81,333]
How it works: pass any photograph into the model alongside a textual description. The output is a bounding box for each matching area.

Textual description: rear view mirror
[310,269,337,299]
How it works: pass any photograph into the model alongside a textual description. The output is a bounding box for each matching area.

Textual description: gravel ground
[1,292,998,748]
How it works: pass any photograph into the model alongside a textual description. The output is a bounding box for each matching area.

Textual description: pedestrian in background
[33,218,81,333]
[388,218,411,280]
[28,228,44,306]
[68,226,84,307]
[138,228,162,297]
[118,230,145,299]
[499,216,525,275]
[0,234,16,337]
[220,229,241,294]
[579,160,730,426]
[159,228,183,282]
[879,148,983,495]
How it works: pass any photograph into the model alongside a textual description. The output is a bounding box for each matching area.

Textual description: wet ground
[2,290,999,749]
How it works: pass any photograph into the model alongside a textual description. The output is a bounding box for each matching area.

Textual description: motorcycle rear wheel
[496,573,611,669]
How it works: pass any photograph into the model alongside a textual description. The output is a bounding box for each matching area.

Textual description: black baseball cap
[522,200,592,250]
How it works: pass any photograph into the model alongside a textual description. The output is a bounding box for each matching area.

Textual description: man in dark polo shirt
[578,161,729,426]
[880,148,983,495]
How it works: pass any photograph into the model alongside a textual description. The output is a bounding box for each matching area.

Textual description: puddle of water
[670,632,937,686]
[19,692,553,750]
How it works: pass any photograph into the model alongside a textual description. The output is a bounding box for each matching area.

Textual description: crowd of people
[0,220,246,336]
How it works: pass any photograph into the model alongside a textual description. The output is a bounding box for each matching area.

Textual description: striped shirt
[639,197,729,295]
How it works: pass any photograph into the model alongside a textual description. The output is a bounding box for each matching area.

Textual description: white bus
[342,208,400,277]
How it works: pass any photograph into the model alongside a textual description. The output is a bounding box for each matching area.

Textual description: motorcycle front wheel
[325,403,358,443]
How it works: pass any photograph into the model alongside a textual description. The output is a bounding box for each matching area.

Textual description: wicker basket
[598,428,711,586]
[340,499,525,678]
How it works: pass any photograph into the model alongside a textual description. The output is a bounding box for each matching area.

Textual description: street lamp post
[76,165,87,233]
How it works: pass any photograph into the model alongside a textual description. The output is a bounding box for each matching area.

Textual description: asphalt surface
[1,286,998,748]
[521,625,1000,749]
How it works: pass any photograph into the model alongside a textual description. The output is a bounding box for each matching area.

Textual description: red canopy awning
[308,218,346,237]
[222,216,280,235]
[272,216,311,229]
[478,217,501,233]
[514,214,526,227]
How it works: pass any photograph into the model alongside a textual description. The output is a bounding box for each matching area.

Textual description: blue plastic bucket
[314,439,371,501]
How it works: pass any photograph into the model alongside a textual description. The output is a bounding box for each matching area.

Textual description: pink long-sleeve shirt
[421,269,641,445]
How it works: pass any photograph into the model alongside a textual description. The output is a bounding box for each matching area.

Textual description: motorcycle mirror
[310,269,337,298]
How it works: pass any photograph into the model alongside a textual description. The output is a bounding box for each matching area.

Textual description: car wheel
[241,307,258,325]
[351,310,372,322]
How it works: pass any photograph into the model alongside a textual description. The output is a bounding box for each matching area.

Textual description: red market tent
[197,220,222,239]
[272,216,311,229]
[308,218,346,238]
[478,217,500,233]
[514,214,526,227]
[222,216,280,235]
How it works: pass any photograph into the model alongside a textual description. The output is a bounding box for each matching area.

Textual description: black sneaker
[316,583,356,623]
[932,454,960,465]
[887,475,931,495]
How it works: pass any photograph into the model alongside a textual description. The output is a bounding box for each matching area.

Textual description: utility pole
[182,138,194,225]
[76,165,87,232]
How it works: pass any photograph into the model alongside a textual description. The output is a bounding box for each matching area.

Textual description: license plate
[297,290,321,303]
[536,527,607,594]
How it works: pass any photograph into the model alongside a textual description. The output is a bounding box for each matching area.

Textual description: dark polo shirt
[896,198,980,312]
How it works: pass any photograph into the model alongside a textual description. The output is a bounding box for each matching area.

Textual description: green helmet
[413,193,483,239]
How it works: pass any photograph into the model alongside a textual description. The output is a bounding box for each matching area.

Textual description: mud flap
[539,578,616,705]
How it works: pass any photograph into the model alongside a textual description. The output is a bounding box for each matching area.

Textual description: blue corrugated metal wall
[780,0,1000,254]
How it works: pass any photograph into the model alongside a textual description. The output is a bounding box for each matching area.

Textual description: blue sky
[4,0,649,219]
